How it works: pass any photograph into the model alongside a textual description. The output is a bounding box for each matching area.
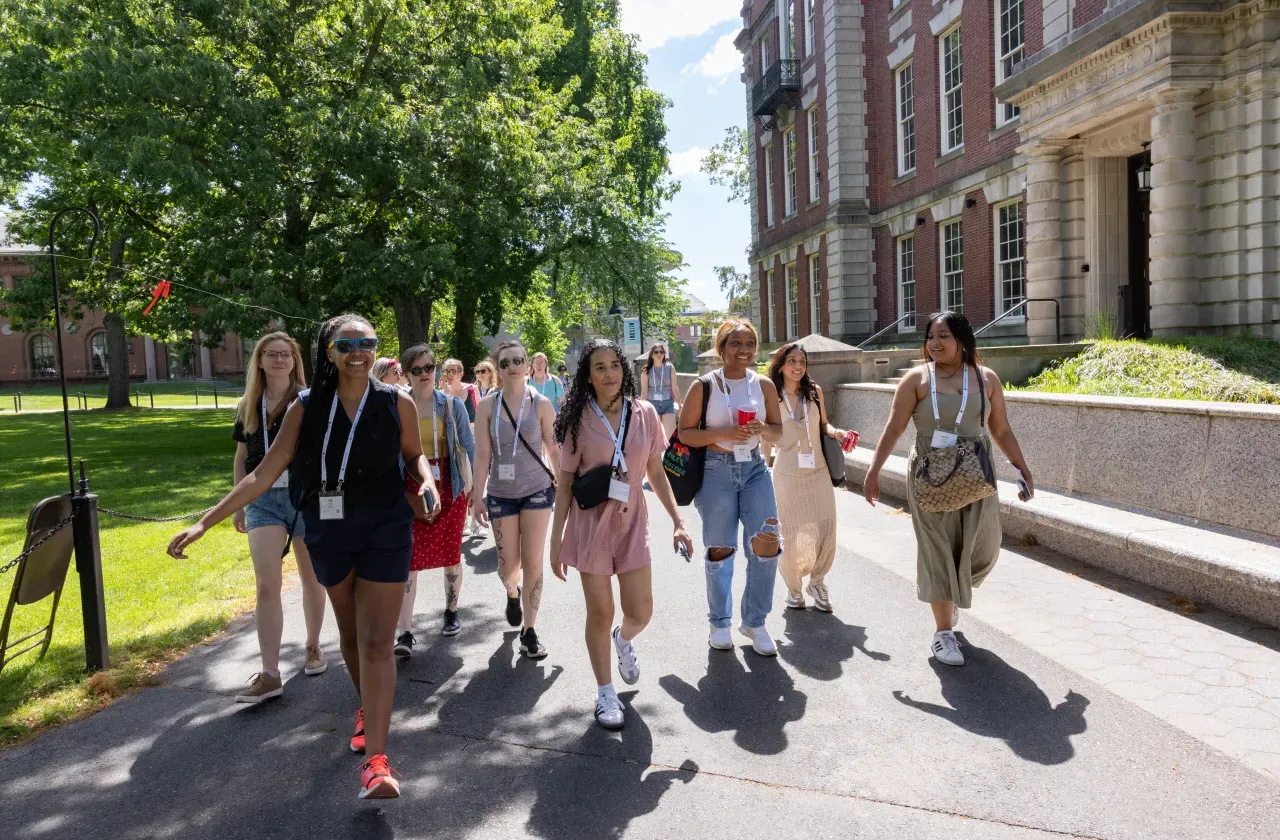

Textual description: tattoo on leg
[530,574,544,612]
[445,570,460,609]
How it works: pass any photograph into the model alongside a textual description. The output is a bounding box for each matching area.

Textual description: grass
[0,408,262,746]
[0,380,244,412]
[1017,335,1280,403]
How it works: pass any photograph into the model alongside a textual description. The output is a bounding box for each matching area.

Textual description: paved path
[2,487,1279,839]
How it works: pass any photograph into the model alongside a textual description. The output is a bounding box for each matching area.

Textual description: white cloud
[668,146,709,178]
[619,0,741,51]
[683,32,743,86]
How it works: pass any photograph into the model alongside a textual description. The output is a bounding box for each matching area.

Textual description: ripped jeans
[695,448,782,630]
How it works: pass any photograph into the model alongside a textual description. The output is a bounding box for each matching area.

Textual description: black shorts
[302,497,414,587]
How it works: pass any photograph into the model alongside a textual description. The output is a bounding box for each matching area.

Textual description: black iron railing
[752,59,801,116]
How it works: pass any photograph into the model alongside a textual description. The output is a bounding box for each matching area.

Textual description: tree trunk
[454,293,481,370]
[103,240,132,409]
[298,332,314,382]
[393,293,432,351]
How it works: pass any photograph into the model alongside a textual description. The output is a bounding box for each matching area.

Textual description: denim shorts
[486,485,555,520]
[650,397,676,416]
[245,486,305,538]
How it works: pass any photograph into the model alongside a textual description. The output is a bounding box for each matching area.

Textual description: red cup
[736,406,758,426]
[841,430,860,452]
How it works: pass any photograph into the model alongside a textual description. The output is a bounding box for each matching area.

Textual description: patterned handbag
[911,365,997,513]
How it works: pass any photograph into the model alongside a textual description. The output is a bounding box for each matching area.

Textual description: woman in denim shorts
[640,343,682,440]
[230,332,328,703]
[677,319,785,657]
[472,340,560,660]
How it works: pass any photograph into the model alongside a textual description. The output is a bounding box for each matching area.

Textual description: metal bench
[0,495,76,674]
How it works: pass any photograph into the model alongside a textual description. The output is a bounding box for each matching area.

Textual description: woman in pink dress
[548,339,693,730]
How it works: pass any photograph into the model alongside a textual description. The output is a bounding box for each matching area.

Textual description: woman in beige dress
[767,343,856,613]
[863,312,1035,667]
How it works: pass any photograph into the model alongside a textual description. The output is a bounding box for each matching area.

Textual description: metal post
[149,391,154,409]
[194,387,199,406]
[214,388,219,409]
[72,461,109,672]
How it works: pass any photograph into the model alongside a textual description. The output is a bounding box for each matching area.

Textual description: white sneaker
[613,626,640,685]
[785,591,807,610]
[805,581,833,613]
[737,624,778,656]
[932,630,965,666]
[708,625,734,650]
[595,693,625,730]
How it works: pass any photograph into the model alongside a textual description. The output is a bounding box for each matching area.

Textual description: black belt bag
[571,404,631,510]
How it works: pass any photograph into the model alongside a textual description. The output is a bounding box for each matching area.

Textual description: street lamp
[609,299,622,316]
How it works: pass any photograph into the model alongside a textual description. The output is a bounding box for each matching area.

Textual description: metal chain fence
[98,506,215,523]
[1,513,77,576]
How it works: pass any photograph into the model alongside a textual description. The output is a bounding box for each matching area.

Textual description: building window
[942,220,964,312]
[996,202,1026,314]
[898,235,916,331]
[810,253,822,334]
[761,36,771,73]
[783,0,795,59]
[807,107,821,203]
[90,332,110,375]
[30,334,55,375]
[940,26,964,153]
[996,0,1023,124]
[786,263,799,340]
[804,0,816,57]
[784,128,798,217]
[765,269,776,342]
[764,144,776,227]
[896,62,916,175]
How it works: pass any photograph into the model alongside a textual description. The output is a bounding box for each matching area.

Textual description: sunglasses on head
[498,356,526,370]
[408,363,435,376]
[328,337,378,354]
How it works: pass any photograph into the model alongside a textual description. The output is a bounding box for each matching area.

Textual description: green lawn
[0,409,260,746]
[0,380,245,412]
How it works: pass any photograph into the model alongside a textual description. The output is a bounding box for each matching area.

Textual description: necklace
[935,364,963,380]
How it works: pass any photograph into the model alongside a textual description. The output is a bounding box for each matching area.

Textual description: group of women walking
[166,307,1034,802]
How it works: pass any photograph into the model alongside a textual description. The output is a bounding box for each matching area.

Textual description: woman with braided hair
[548,339,693,730]
[169,313,437,800]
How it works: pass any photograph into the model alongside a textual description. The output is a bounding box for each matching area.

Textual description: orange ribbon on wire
[141,279,171,316]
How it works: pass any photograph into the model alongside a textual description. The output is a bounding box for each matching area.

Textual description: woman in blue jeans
[677,318,784,656]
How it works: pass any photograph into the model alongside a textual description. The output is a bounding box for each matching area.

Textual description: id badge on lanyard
[652,366,668,401]
[494,390,529,483]
[798,452,817,470]
[929,361,967,449]
[783,392,817,469]
[262,397,290,488]
[430,400,442,481]
[725,373,756,462]
[319,385,370,521]
[592,399,632,503]
[319,490,345,520]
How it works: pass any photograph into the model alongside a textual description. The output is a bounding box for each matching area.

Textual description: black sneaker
[519,627,547,660]
[393,631,415,658]
[442,610,461,637]
[505,587,522,627]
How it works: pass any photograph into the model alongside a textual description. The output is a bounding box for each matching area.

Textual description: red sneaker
[358,753,401,800]
[350,708,366,754]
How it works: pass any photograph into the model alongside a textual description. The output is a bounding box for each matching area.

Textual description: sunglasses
[408,364,436,376]
[328,337,378,354]
[442,368,462,376]
[498,356,527,370]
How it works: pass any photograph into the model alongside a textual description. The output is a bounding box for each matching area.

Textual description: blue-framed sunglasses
[327,337,379,354]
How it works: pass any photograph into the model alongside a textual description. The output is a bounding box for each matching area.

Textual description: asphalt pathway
[2,487,1278,839]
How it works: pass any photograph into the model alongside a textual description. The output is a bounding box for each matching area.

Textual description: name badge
[498,463,516,481]
[608,477,631,503]
[654,389,668,400]
[798,452,817,470]
[272,472,290,489]
[319,490,345,520]
[431,464,442,481]
[931,430,959,449]
[733,443,753,462]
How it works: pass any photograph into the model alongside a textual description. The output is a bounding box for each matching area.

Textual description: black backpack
[662,375,713,506]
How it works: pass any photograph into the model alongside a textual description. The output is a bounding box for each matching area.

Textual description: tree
[701,126,750,205]
[715,266,752,317]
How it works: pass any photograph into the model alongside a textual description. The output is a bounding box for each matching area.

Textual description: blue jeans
[694,449,782,630]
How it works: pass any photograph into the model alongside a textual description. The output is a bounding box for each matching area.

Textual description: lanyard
[260,395,275,450]
[590,399,630,472]
[782,392,813,452]
[929,362,969,433]
[431,391,441,459]
[716,370,754,416]
[321,383,371,490]
[492,388,530,461]
[651,365,664,394]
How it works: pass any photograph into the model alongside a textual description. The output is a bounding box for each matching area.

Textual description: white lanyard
[492,389,530,461]
[716,370,755,416]
[651,365,665,394]
[782,392,813,452]
[430,392,441,458]
[260,395,274,450]
[929,362,969,432]
[320,383,371,490]
[590,399,630,473]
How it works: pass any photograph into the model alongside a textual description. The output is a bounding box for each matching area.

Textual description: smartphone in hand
[1014,468,1031,502]
[676,541,691,562]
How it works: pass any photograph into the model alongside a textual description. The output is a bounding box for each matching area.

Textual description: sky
[619,0,749,311]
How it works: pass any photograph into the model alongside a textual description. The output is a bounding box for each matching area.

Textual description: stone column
[1024,143,1066,344]
[1149,89,1202,335]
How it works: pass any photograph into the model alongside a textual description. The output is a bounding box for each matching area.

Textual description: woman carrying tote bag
[863,312,1035,667]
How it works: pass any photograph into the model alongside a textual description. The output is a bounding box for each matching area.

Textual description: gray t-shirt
[487,390,553,500]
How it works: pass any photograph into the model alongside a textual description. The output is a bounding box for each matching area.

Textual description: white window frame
[995,0,1023,125]
[807,107,821,203]
[995,201,1026,320]
[804,0,816,57]
[809,253,822,334]
[897,235,917,332]
[761,36,771,72]
[895,61,916,176]
[782,0,795,60]
[941,220,964,313]
[939,25,964,154]
[784,127,798,217]
[764,143,776,227]
[786,263,799,339]
[765,268,776,342]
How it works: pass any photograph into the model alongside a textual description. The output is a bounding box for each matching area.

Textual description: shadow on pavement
[435,632,565,735]
[463,540,499,576]
[658,649,806,755]
[779,609,890,681]
[892,636,1090,765]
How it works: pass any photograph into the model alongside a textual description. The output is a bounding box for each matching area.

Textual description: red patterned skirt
[407,459,466,571]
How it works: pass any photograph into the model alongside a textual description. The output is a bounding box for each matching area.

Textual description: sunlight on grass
[0,381,245,412]
[0,409,260,745]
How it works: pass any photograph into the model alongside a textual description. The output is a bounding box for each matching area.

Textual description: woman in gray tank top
[640,343,682,440]
[472,340,561,660]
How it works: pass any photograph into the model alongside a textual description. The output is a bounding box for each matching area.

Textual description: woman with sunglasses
[473,361,497,397]
[442,357,485,539]
[528,352,566,413]
[169,314,437,800]
[229,331,327,703]
[472,340,560,659]
[640,343,682,439]
[371,357,404,388]
[394,347,475,651]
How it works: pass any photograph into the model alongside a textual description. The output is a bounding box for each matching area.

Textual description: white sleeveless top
[704,370,762,449]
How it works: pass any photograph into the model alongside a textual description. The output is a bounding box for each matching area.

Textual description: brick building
[739,0,1280,346]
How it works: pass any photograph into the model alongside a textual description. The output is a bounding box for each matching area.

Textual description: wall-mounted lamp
[916,216,926,227]
[1136,142,1153,192]
[965,197,977,208]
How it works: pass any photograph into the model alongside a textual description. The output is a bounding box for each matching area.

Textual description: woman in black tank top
[168,314,437,800]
